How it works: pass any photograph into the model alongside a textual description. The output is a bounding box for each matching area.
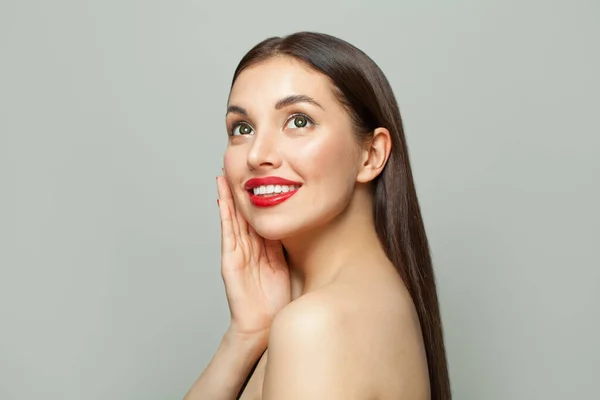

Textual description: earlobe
[356,127,392,183]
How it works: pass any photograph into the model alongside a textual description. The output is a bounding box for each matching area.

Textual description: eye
[285,114,314,129]
[230,123,254,136]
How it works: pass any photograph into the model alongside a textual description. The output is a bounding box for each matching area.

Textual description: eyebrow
[226,94,324,117]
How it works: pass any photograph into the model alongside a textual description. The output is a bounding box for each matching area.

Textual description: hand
[216,175,291,342]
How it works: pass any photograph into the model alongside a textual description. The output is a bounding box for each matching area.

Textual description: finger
[234,199,249,237]
[248,224,258,238]
[247,224,263,261]
[217,177,236,253]
[264,239,287,270]
[219,175,241,241]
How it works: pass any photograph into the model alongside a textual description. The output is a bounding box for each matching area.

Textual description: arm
[184,176,290,399]
[184,329,266,400]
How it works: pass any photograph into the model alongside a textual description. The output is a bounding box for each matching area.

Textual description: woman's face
[224,56,364,240]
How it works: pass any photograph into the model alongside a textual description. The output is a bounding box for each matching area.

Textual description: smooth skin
[183,175,290,400]
[185,56,429,400]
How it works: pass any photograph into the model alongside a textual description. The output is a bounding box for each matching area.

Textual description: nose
[246,130,283,171]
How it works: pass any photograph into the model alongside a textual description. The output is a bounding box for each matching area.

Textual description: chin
[250,223,291,241]
[247,204,339,242]
[251,216,325,242]
[246,213,302,241]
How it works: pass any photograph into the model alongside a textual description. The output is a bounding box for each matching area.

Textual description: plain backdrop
[1,0,598,399]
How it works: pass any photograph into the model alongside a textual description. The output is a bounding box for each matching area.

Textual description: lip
[248,190,299,207]
[244,176,302,208]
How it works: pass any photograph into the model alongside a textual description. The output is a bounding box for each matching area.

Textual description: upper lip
[244,176,303,190]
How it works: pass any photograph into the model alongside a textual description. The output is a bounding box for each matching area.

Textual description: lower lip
[248,188,300,207]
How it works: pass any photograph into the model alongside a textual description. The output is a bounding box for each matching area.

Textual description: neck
[281,185,388,299]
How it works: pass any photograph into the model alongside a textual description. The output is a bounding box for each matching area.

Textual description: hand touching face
[224,56,363,241]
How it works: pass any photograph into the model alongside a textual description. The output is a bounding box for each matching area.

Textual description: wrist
[224,326,269,352]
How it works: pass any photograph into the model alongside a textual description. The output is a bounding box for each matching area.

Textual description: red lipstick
[245,176,302,208]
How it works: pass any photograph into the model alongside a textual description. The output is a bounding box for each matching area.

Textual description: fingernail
[217,199,220,206]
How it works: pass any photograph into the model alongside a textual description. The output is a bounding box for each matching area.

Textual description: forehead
[228,56,339,107]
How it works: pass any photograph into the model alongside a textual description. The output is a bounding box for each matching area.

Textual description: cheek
[223,147,248,182]
[222,147,237,172]
[284,135,359,216]
[222,147,248,204]
[286,134,358,183]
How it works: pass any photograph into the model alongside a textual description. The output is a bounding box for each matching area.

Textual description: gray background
[1,0,598,399]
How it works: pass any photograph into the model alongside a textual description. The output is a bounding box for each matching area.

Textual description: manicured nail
[217,199,220,206]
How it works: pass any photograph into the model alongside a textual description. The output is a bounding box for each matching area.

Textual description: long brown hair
[230,31,451,399]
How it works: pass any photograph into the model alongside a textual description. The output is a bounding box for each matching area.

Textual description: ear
[356,127,392,183]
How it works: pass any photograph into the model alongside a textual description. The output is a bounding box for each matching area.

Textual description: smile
[251,184,301,196]
[247,185,301,207]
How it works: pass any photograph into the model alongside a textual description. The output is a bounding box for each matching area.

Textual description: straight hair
[230,31,451,399]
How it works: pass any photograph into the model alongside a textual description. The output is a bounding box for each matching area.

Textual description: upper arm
[261,298,363,399]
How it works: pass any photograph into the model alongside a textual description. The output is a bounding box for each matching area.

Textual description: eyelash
[227,113,316,136]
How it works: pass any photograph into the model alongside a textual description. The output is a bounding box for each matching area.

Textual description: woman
[185,32,450,400]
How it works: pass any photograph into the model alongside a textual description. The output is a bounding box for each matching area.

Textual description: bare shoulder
[262,289,365,399]
[262,262,430,399]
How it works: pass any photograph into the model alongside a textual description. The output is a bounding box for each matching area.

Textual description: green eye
[232,123,253,136]
[286,114,313,129]
[294,116,307,127]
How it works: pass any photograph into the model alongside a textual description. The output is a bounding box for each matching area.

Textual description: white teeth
[252,185,300,196]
